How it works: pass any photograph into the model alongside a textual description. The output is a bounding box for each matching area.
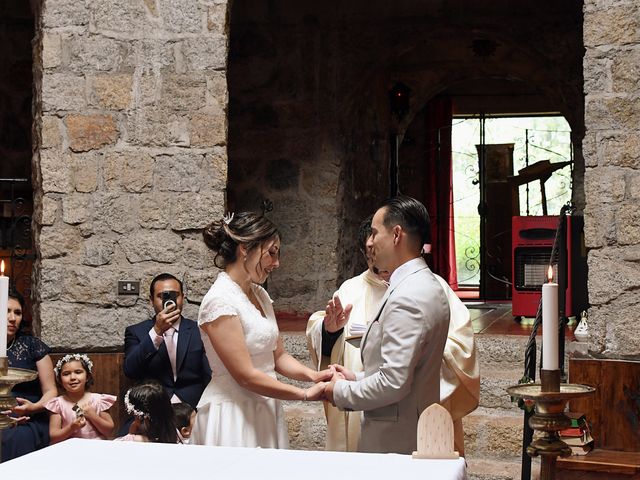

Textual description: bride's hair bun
[202,212,279,268]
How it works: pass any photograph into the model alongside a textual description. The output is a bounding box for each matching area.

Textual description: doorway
[451,115,573,300]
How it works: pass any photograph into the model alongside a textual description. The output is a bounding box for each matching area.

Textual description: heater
[511,215,587,318]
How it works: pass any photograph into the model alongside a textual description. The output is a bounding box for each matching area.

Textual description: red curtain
[424,96,458,289]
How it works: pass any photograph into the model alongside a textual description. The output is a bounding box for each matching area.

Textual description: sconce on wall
[389,82,411,120]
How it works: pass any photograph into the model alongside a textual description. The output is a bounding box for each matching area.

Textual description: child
[46,354,116,443]
[173,402,196,444]
[115,380,178,443]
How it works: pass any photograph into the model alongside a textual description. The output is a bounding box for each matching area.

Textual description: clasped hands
[306,364,356,405]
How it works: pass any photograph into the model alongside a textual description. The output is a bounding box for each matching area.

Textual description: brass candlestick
[0,356,38,461]
[507,370,595,480]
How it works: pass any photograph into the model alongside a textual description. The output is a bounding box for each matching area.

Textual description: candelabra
[507,370,595,480]
[0,357,38,461]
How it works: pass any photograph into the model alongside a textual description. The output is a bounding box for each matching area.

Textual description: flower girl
[115,380,178,443]
[46,354,116,443]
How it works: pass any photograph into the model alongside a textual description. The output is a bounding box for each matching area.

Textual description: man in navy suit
[124,273,211,409]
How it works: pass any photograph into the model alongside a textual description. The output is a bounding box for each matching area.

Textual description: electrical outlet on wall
[118,281,140,295]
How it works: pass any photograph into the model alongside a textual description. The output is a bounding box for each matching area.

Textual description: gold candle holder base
[507,379,595,480]
[0,357,38,430]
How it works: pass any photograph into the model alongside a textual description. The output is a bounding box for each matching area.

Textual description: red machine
[511,215,587,318]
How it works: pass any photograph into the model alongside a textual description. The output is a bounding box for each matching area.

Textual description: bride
[191,211,331,448]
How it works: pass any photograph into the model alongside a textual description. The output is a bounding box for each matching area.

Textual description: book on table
[559,412,594,456]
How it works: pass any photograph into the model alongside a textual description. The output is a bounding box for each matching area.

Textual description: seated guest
[123,273,211,410]
[1,289,57,462]
[115,380,178,443]
[173,402,196,444]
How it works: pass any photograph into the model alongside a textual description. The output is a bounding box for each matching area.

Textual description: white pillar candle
[0,260,8,358]
[542,265,559,371]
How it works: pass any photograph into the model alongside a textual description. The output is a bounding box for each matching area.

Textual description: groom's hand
[329,364,356,381]
[324,295,353,333]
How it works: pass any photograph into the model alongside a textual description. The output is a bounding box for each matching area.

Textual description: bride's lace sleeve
[198,295,239,326]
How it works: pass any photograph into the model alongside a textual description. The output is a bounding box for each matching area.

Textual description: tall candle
[542,265,559,370]
[0,260,8,357]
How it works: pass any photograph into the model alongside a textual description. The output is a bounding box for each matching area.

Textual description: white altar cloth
[0,438,467,480]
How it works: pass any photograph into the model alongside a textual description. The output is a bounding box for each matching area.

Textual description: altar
[0,438,467,479]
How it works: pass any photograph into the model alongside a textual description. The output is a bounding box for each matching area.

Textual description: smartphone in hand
[161,291,178,311]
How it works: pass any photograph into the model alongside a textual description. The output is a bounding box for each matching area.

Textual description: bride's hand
[303,382,327,401]
[312,368,334,383]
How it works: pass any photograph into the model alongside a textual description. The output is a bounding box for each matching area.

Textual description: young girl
[46,354,116,443]
[115,380,178,443]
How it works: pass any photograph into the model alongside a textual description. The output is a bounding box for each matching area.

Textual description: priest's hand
[329,364,355,381]
[324,295,353,333]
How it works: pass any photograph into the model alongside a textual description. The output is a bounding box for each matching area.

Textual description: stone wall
[32,0,230,349]
[583,0,640,358]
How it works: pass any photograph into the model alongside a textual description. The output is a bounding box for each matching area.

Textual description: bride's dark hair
[203,212,280,269]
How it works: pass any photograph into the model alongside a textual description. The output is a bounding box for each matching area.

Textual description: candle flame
[0,260,4,275]
[547,265,554,283]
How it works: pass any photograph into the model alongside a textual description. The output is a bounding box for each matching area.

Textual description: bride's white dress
[191,272,289,448]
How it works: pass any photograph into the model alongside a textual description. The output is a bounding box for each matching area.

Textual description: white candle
[542,265,559,370]
[0,260,8,357]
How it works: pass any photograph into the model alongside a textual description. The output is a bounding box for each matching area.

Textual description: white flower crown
[124,389,150,419]
[54,353,94,377]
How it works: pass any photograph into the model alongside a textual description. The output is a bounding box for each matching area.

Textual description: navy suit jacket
[123,316,211,409]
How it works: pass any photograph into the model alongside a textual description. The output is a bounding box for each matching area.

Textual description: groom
[324,195,450,454]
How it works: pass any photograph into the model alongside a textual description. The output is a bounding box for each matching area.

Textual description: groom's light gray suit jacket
[333,257,450,454]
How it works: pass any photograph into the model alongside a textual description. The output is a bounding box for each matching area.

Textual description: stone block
[96,193,138,235]
[585,95,640,131]
[206,71,228,108]
[183,269,219,303]
[138,193,171,229]
[181,35,227,71]
[583,167,625,203]
[39,301,79,347]
[124,110,189,147]
[40,150,72,193]
[42,74,86,112]
[41,195,59,226]
[604,302,640,356]
[155,153,204,192]
[615,203,640,245]
[38,260,65,301]
[584,5,640,47]
[464,410,523,458]
[65,114,118,152]
[600,132,640,168]
[42,32,62,69]
[611,48,640,94]
[123,40,174,71]
[627,171,640,200]
[189,112,227,147]
[104,152,154,193]
[41,116,62,149]
[65,34,126,73]
[118,229,183,263]
[90,74,133,110]
[81,237,116,266]
[158,0,202,34]
[39,224,81,259]
[207,4,228,35]
[89,0,154,35]
[71,153,100,193]
[588,247,640,304]
[62,193,92,225]
[583,55,610,94]
[583,202,616,248]
[203,148,228,190]
[42,0,89,28]
[284,404,326,451]
[171,191,225,231]
[160,75,207,111]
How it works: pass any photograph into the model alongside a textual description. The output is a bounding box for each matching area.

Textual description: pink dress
[45,393,117,440]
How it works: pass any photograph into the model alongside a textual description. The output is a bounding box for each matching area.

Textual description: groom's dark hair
[381,195,431,248]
